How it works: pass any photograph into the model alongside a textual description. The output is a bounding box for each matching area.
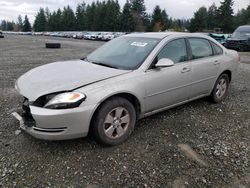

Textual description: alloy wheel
[103,107,130,139]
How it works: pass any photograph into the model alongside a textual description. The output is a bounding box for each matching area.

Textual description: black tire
[210,74,230,103]
[0,35,4,38]
[92,97,136,146]
[45,43,61,49]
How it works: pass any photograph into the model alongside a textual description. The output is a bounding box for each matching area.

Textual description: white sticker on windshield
[131,42,148,47]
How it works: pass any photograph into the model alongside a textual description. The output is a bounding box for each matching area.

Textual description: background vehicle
[102,32,115,41]
[209,33,230,46]
[224,25,250,51]
[0,30,4,38]
[13,33,239,145]
[73,32,84,39]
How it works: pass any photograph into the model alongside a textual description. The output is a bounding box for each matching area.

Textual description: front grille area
[22,97,30,114]
[22,97,36,127]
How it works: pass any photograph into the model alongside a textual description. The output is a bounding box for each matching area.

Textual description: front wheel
[210,74,229,103]
[92,97,136,146]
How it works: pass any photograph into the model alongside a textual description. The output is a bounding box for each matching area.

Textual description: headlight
[44,92,86,109]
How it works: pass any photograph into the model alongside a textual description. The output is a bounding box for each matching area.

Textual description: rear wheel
[92,97,136,146]
[210,74,229,103]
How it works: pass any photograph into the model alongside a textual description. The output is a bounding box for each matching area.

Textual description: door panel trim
[191,76,216,85]
[146,83,192,98]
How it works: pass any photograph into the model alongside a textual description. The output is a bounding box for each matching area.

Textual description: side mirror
[155,58,174,68]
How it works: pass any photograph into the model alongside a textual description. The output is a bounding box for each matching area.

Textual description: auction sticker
[131,42,148,47]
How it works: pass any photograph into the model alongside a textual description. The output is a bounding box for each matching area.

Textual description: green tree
[6,21,14,31]
[151,5,164,31]
[120,0,134,31]
[61,6,76,31]
[207,3,218,30]
[33,8,48,31]
[76,2,86,30]
[55,9,63,31]
[85,3,96,30]
[234,4,250,27]
[189,7,208,32]
[161,10,168,30]
[23,15,32,32]
[131,0,146,31]
[93,1,105,31]
[1,20,7,30]
[17,15,23,31]
[103,0,121,31]
[217,0,234,32]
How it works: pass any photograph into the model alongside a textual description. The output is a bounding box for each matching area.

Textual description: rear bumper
[12,104,96,140]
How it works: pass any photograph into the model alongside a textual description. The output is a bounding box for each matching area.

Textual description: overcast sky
[0,0,249,23]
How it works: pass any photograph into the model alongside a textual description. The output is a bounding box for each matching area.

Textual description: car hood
[16,60,130,101]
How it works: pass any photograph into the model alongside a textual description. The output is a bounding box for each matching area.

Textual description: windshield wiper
[91,62,118,69]
[82,58,118,69]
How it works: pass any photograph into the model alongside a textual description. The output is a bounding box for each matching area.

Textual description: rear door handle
[213,60,220,65]
[181,67,191,73]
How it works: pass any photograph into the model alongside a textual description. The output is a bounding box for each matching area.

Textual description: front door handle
[213,60,220,65]
[181,67,191,73]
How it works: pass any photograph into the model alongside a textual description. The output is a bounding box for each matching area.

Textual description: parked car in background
[209,33,227,45]
[101,32,115,41]
[224,25,250,51]
[83,32,92,40]
[13,32,239,145]
[73,32,84,39]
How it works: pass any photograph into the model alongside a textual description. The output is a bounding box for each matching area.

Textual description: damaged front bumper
[11,104,96,140]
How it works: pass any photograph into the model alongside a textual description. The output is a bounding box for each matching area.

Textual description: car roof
[125,32,209,39]
[236,25,250,32]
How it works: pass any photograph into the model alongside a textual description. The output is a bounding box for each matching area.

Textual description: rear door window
[188,38,213,59]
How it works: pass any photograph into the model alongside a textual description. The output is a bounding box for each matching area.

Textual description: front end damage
[12,95,95,140]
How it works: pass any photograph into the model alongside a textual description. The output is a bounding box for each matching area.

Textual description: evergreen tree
[61,6,76,31]
[76,2,86,31]
[151,5,164,31]
[33,8,48,31]
[23,15,32,32]
[47,9,63,31]
[131,0,146,31]
[47,11,57,31]
[6,21,14,31]
[17,15,23,31]
[189,7,208,32]
[161,10,169,31]
[120,1,134,32]
[85,3,96,30]
[55,9,63,31]
[93,1,105,31]
[234,4,250,27]
[103,0,121,31]
[1,20,7,31]
[217,0,234,32]
[207,3,218,30]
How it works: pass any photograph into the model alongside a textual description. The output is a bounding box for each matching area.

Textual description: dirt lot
[0,35,249,188]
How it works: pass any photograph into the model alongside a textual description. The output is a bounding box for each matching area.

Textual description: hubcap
[216,78,227,99]
[103,107,130,139]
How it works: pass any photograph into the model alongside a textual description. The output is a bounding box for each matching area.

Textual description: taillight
[237,53,241,64]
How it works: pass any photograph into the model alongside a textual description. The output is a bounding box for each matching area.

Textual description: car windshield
[231,31,250,40]
[86,37,160,70]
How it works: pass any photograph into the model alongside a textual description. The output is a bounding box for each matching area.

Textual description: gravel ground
[0,35,249,188]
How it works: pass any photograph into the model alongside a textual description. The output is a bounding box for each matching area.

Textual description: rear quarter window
[188,38,213,59]
[211,42,223,55]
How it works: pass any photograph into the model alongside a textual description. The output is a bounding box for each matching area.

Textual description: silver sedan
[13,32,239,145]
